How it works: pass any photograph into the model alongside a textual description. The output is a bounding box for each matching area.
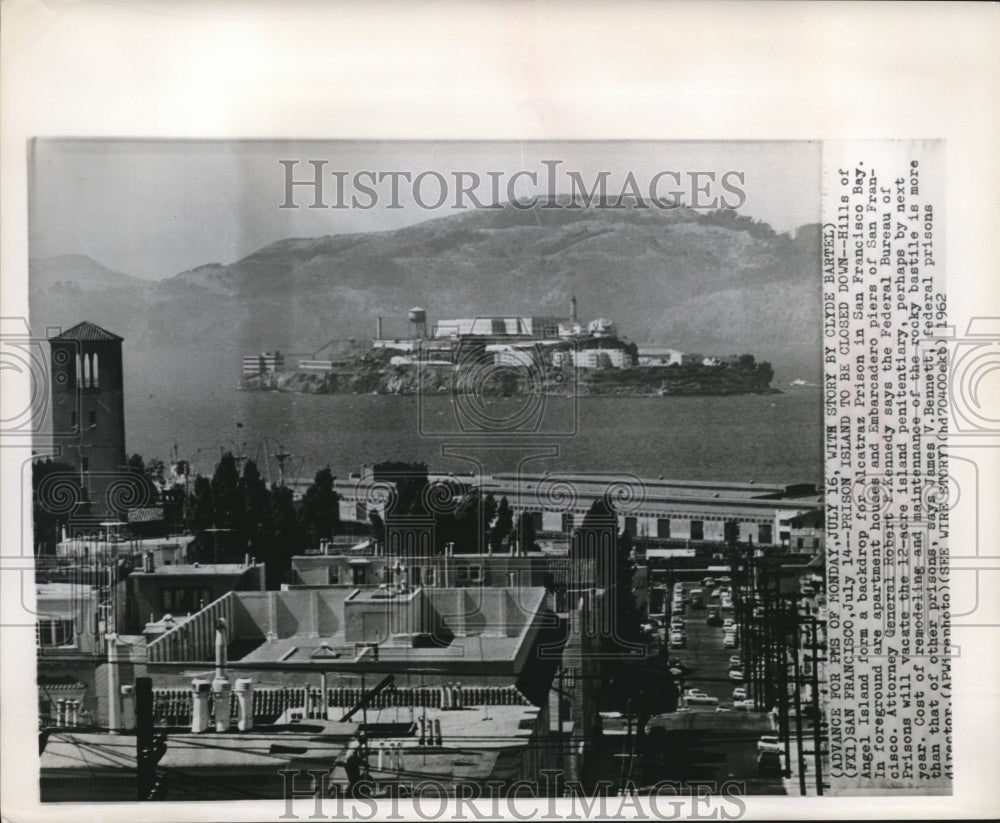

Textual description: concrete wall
[233,589,352,640]
[127,569,260,632]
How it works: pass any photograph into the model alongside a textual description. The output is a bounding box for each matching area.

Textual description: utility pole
[777,596,792,779]
[809,617,825,796]
[135,676,166,800]
[790,617,807,795]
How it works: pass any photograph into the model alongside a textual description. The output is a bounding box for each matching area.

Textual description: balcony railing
[146,591,235,663]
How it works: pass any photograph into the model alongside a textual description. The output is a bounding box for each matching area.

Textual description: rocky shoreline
[240,363,778,397]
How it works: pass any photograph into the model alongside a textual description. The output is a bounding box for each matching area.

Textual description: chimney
[191,679,210,733]
[376,316,383,340]
[235,678,254,731]
[214,618,228,681]
[119,685,136,731]
[570,294,577,324]
[213,679,232,732]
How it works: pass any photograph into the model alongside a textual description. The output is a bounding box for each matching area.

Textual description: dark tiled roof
[38,674,86,690]
[49,321,122,342]
[127,507,164,523]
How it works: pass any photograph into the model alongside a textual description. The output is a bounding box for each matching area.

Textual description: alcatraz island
[239,298,776,398]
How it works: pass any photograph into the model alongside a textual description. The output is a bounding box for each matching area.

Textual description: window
[328,567,341,585]
[758,524,773,545]
[624,516,637,536]
[424,567,435,586]
[88,410,97,428]
[657,518,671,539]
[81,457,90,472]
[690,520,704,541]
[161,587,213,614]
[797,538,804,549]
[37,618,75,647]
[469,565,482,583]
[71,411,78,429]
[352,565,367,585]
[456,566,468,581]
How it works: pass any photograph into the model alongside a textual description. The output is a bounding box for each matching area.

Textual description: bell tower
[49,321,127,514]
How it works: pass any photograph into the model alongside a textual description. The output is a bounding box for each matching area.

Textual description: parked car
[703,577,716,587]
[723,633,738,649]
[757,735,783,753]
[733,699,756,711]
[670,617,685,629]
[728,667,745,681]
[757,750,783,776]
[732,687,747,701]
[670,631,687,648]
[729,655,742,667]
[683,689,719,706]
[719,576,731,584]
[722,618,736,631]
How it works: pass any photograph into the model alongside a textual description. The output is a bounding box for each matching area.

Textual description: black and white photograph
[1,2,997,821]
[27,139,837,804]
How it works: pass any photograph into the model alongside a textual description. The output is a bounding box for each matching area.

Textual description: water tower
[408,306,427,339]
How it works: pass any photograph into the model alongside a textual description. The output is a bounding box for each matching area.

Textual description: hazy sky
[30,140,820,281]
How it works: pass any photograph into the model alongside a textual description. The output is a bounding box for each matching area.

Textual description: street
[640,580,787,795]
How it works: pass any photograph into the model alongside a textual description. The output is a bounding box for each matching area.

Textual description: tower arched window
[91,352,99,388]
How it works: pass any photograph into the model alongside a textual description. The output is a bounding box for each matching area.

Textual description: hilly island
[29,200,821,403]
[239,347,778,398]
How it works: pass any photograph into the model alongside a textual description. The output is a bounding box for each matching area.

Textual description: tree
[299,466,340,546]
[449,488,483,554]
[372,461,429,517]
[570,495,642,652]
[145,458,166,487]
[755,360,774,386]
[210,452,241,531]
[479,492,497,546]
[490,496,514,553]
[268,483,302,588]
[127,453,158,504]
[238,459,274,560]
[368,511,386,545]
[738,353,756,370]
[184,475,215,533]
[517,511,538,554]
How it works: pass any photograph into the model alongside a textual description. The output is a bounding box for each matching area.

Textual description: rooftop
[48,320,122,342]
[130,563,252,576]
[36,582,96,597]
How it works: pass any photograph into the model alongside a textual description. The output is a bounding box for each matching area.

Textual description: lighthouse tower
[48,321,127,514]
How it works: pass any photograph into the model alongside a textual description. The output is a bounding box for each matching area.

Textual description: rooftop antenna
[272,443,293,487]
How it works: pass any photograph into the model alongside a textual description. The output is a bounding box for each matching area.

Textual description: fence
[146,592,235,663]
[148,683,530,726]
